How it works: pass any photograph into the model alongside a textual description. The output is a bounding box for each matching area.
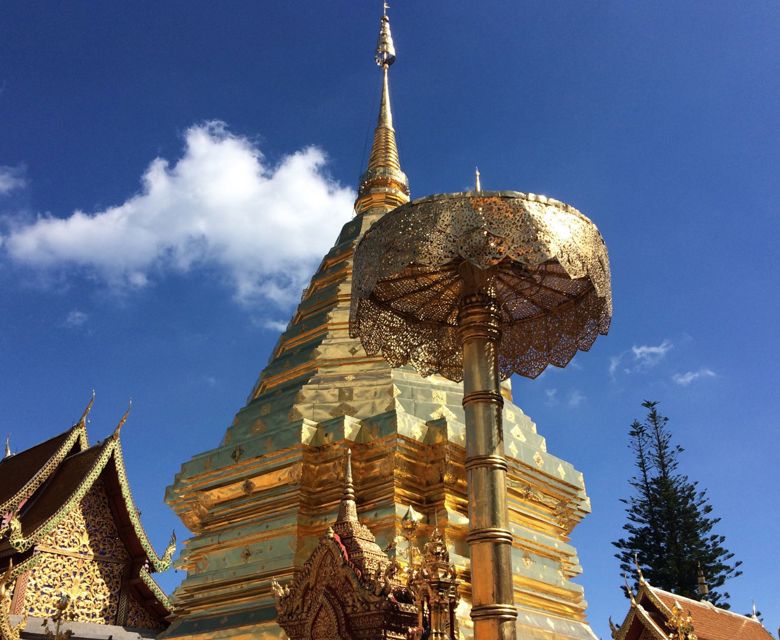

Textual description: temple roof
[652,589,772,640]
[0,421,88,514]
[613,580,773,640]
[0,404,175,623]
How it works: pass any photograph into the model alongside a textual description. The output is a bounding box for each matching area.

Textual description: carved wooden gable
[17,480,162,630]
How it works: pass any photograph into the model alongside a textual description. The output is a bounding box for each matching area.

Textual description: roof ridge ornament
[112,401,132,440]
[3,435,11,459]
[78,390,96,428]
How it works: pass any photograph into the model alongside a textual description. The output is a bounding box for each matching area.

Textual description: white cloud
[610,339,674,377]
[64,310,88,327]
[631,339,673,368]
[2,122,355,308]
[0,166,25,194]
[545,388,558,406]
[567,389,586,407]
[672,368,716,386]
[260,318,288,332]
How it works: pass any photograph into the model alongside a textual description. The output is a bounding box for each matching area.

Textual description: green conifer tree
[613,400,742,607]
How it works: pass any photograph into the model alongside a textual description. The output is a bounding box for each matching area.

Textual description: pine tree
[613,400,742,607]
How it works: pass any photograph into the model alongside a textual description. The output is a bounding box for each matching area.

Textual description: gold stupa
[164,10,598,640]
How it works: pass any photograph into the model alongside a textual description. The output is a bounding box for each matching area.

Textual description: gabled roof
[0,417,88,515]
[0,405,176,621]
[651,588,773,640]
[612,577,774,640]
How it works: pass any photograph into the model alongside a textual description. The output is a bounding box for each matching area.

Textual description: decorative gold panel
[22,482,129,624]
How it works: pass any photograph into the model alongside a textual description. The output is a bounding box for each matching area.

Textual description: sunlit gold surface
[349,192,611,639]
[165,203,599,640]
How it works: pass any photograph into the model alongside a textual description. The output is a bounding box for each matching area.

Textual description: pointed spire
[475,167,482,192]
[354,6,410,216]
[3,435,11,459]
[337,448,358,522]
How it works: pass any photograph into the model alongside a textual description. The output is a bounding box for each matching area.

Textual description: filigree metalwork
[350,191,612,381]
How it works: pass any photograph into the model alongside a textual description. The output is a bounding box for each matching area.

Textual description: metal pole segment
[459,285,517,640]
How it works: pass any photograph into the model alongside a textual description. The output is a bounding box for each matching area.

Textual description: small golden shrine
[0,398,175,639]
[272,450,418,640]
[610,570,773,640]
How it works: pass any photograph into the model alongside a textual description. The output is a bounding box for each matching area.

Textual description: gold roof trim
[2,417,175,578]
[0,421,87,515]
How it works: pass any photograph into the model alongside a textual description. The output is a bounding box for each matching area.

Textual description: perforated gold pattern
[23,551,123,622]
[350,191,612,380]
[44,484,128,561]
[21,483,128,623]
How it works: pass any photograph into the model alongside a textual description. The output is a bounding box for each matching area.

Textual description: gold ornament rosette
[350,191,613,380]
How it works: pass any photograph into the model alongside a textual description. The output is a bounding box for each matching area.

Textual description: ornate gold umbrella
[350,189,612,640]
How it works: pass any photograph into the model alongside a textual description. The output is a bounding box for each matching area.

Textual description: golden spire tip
[375,5,396,67]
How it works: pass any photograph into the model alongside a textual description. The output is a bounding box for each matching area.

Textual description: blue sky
[1,1,778,636]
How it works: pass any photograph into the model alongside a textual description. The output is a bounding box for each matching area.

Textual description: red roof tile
[653,589,773,640]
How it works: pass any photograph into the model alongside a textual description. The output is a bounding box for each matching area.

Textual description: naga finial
[78,390,96,427]
[112,400,132,440]
[623,573,637,605]
[633,552,646,585]
[3,435,10,460]
[609,617,620,639]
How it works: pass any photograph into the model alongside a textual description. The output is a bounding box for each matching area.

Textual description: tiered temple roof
[0,399,175,638]
[611,576,773,640]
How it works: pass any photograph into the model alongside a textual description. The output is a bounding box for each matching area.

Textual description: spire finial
[4,435,11,459]
[375,5,396,67]
[475,167,482,192]
[337,448,358,522]
[355,8,409,216]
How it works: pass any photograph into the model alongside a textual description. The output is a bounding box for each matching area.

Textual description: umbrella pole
[459,288,517,640]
